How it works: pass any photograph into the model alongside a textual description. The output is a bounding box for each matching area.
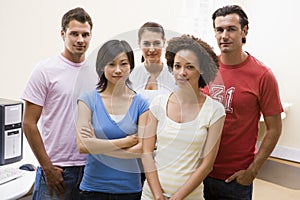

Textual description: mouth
[220,42,231,47]
[112,76,123,79]
[176,78,188,83]
[75,45,85,50]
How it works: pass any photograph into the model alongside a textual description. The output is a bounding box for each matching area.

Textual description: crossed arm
[76,100,148,158]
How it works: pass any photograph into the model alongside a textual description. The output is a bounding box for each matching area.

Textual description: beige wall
[1,0,299,161]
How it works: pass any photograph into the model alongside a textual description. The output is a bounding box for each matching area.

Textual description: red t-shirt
[205,53,283,180]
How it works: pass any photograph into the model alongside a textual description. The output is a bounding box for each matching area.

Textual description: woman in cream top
[141,35,225,200]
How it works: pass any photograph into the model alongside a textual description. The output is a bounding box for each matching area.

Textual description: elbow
[207,165,214,174]
[135,143,143,155]
[76,138,89,154]
[22,120,32,138]
[77,145,88,154]
[77,144,89,154]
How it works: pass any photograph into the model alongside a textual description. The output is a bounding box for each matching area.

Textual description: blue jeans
[203,176,253,200]
[32,166,84,200]
[79,190,142,200]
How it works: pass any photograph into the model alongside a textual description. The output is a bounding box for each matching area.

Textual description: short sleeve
[259,69,283,116]
[209,98,226,126]
[78,90,95,112]
[21,64,48,106]
[135,94,149,115]
[149,94,167,121]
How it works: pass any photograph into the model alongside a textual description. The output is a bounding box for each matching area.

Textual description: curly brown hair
[165,35,219,88]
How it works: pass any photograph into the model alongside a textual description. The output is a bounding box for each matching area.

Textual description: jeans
[32,166,84,200]
[203,176,253,200]
[79,190,142,200]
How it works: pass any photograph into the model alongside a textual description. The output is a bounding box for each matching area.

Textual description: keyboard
[0,166,24,185]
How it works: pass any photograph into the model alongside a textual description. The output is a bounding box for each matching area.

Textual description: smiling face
[214,13,247,54]
[104,52,131,86]
[139,30,165,64]
[61,20,92,63]
[173,49,201,89]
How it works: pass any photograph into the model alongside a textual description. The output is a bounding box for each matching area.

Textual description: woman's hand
[123,134,139,148]
[80,122,96,139]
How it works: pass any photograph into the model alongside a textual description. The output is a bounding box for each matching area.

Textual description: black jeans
[203,176,253,200]
[79,190,142,200]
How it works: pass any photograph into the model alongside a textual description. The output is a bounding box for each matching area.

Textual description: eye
[142,41,150,47]
[186,65,194,69]
[82,32,90,38]
[215,28,223,33]
[70,32,78,36]
[153,41,162,47]
[121,62,129,66]
[228,27,236,32]
[107,62,115,67]
[173,64,181,69]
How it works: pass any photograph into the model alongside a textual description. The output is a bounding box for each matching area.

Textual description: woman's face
[139,30,165,64]
[173,49,201,88]
[104,52,131,85]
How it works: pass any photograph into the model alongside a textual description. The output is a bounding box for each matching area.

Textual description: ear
[162,38,166,46]
[61,30,65,40]
[242,25,248,36]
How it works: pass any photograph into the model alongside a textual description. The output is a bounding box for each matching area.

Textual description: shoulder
[150,93,169,107]
[247,53,270,71]
[205,96,225,113]
[79,89,97,103]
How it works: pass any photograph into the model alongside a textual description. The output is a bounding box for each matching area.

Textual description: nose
[179,67,187,76]
[77,34,84,43]
[115,65,121,73]
[221,30,229,39]
[148,45,155,52]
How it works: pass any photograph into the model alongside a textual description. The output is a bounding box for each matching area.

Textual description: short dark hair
[165,35,219,88]
[96,40,135,92]
[138,22,165,62]
[212,5,249,44]
[61,7,93,32]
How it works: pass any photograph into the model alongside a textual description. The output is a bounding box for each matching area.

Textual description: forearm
[173,160,213,199]
[77,136,131,154]
[103,142,142,158]
[142,153,164,200]
[248,126,281,174]
[23,123,52,168]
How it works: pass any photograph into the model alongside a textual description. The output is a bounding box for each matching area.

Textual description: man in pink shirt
[21,7,95,199]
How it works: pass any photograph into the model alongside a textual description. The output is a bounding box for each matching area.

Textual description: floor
[253,157,300,200]
[18,158,300,200]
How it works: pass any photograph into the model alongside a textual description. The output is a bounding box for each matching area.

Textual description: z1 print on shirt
[209,84,235,114]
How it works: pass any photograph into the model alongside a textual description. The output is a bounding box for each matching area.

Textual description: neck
[220,50,248,65]
[144,61,163,76]
[175,86,204,104]
[62,51,85,63]
[104,82,129,97]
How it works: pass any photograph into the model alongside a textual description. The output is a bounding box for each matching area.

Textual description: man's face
[61,20,92,62]
[214,14,247,54]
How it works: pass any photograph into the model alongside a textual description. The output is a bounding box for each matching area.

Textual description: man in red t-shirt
[203,5,283,200]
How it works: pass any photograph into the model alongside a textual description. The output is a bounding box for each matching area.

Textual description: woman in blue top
[76,40,149,200]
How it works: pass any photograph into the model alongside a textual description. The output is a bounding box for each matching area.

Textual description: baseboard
[257,142,300,163]
[257,158,300,190]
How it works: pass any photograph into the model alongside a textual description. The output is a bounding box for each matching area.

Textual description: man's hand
[225,169,257,186]
[43,165,66,196]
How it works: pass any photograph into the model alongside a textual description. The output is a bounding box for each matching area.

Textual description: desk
[0,170,35,200]
[0,138,37,200]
